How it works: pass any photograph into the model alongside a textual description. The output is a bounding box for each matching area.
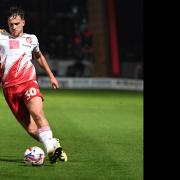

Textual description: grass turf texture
[0,89,143,180]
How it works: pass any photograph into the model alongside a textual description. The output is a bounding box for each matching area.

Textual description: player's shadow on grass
[0,156,54,167]
[0,155,23,164]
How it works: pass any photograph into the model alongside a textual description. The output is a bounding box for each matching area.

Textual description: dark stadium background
[0,0,143,79]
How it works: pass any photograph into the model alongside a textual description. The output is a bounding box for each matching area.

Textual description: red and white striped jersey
[0,31,40,88]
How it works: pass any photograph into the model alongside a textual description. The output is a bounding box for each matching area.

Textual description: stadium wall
[38,77,143,91]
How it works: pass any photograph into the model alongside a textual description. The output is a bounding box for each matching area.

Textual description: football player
[0,7,67,163]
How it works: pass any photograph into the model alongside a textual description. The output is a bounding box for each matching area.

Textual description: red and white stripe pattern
[0,33,39,88]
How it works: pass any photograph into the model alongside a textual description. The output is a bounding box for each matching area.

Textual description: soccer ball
[24,146,45,166]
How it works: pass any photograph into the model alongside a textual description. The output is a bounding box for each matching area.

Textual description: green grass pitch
[0,89,143,180]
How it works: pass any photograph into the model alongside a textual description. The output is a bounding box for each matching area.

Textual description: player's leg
[25,96,67,163]
[23,82,54,153]
[3,86,39,141]
[25,96,49,128]
[16,103,61,154]
[3,82,67,162]
[18,114,39,141]
[25,97,53,151]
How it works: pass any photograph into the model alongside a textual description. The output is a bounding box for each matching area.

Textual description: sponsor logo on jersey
[9,40,19,49]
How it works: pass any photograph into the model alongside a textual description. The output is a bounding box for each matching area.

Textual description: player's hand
[50,77,59,89]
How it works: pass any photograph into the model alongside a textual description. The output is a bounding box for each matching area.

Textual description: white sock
[52,138,61,148]
[38,126,54,154]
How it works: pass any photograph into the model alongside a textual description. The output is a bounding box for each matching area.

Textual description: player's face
[8,16,25,37]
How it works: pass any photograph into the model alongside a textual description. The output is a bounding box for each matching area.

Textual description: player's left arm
[33,51,59,89]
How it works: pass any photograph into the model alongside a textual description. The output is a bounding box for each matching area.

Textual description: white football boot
[48,138,67,163]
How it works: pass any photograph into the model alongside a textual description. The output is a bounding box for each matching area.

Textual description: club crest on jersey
[26,37,32,44]
[9,40,19,49]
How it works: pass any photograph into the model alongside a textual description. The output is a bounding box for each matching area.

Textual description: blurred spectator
[82,27,93,48]
[81,27,94,62]
[66,60,85,77]
[71,32,83,60]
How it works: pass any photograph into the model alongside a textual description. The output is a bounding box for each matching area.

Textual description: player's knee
[31,111,44,121]
[27,128,37,137]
